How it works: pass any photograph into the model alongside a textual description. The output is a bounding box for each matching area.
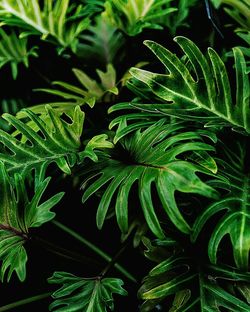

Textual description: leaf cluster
[0,1,249,311]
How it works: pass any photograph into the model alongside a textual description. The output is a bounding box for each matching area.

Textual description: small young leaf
[35,64,119,110]
[0,28,38,79]
[48,272,127,311]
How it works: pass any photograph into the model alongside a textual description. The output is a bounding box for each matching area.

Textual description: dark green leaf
[48,271,127,311]
[0,162,64,282]
[192,142,250,270]
[82,120,218,237]
[139,238,250,311]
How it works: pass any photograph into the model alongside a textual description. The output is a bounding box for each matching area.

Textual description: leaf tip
[143,40,157,51]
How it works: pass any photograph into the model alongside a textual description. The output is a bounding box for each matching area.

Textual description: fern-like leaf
[0,105,96,184]
[0,162,64,282]
[192,142,250,270]
[129,37,250,133]
[0,28,38,79]
[0,0,90,52]
[48,271,127,311]
[81,119,218,238]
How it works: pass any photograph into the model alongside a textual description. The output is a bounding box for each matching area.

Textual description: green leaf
[0,0,91,51]
[108,101,164,143]
[139,238,250,311]
[129,37,250,133]
[34,64,119,110]
[0,162,64,282]
[0,28,38,79]
[192,142,250,270]
[163,0,198,35]
[77,14,125,65]
[0,98,26,132]
[81,119,218,238]
[73,64,118,105]
[210,0,250,30]
[232,30,250,74]
[48,272,127,312]
[102,0,177,36]
[0,105,93,184]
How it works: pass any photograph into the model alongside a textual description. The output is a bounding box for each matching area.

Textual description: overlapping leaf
[192,142,250,270]
[108,102,217,175]
[48,271,127,311]
[81,119,218,238]
[108,102,164,144]
[0,162,64,282]
[0,0,91,52]
[211,0,250,30]
[129,37,250,133]
[139,256,250,311]
[102,0,177,36]
[0,105,96,184]
[139,238,250,311]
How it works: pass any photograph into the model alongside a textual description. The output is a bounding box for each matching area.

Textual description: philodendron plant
[0,0,249,311]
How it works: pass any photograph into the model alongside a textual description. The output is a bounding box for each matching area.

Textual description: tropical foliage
[0,0,249,311]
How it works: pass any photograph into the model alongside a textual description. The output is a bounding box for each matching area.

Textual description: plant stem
[0,292,51,311]
[52,220,137,283]
[31,235,102,268]
[100,241,128,278]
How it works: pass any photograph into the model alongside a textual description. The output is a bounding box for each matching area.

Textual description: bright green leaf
[0,0,91,51]
[129,37,250,133]
[0,105,94,184]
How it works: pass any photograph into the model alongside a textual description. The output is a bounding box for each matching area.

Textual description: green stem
[0,292,51,312]
[52,220,137,283]
[100,240,128,278]
[32,235,102,268]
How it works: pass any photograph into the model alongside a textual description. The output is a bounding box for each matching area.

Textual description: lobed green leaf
[48,271,127,312]
[82,120,218,238]
[129,37,250,133]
